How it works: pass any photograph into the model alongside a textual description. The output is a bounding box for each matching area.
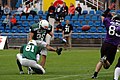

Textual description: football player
[16,40,45,74]
[62,20,73,50]
[29,20,62,68]
[92,3,120,79]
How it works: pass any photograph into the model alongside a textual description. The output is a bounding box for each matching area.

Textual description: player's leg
[68,36,72,49]
[114,57,120,80]
[92,61,103,78]
[114,67,120,80]
[45,34,51,45]
[16,53,24,74]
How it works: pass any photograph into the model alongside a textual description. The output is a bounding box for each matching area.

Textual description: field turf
[0,48,119,80]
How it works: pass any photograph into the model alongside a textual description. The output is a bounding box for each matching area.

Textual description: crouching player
[16,40,45,74]
[92,3,120,79]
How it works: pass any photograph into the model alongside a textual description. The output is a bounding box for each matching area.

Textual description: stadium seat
[21,16,26,21]
[42,15,47,20]
[72,28,77,33]
[17,27,25,33]
[82,10,88,15]
[34,15,39,21]
[65,15,71,20]
[45,11,48,15]
[24,27,30,33]
[11,26,18,33]
[0,26,5,33]
[94,21,101,27]
[29,21,35,26]
[89,10,95,15]
[96,10,102,15]
[61,22,65,26]
[71,16,78,21]
[27,15,33,21]
[97,27,103,33]
[4,27,11,33]
[38,10,43,15]
[15,15,20,21]
[79,34,86,39]
[91,15,98,21]
[72,34,78,38]
[92,34,100,38]
[86,34,92,38]
[90,27,97,33]
[78,15,85,21]
[85,15,91,21]
[22,21,29,27]
[81,21,87,26]
[54,34,58,38]
[88,21,94,27]
[73,21,81,27]
[1,15,6,20]
[76,27,82,33]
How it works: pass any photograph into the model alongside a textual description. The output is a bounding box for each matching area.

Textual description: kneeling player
[16,40,45,74]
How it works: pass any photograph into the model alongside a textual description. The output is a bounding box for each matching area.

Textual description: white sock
[114,67,120,80]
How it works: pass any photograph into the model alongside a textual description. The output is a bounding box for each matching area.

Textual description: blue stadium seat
[89,10,95,15]
[72,28,77,33]
[78,15,84,21]
[17,21,22,26]
[58,34,62,38]
[94,21,101,27]
[85,15,91,21]
[65,15,71,20]
[4,27,11,33]
[18,27,25,33]
[21,16,26,21]
[79,34,86,39]
[54,34,58,38]
[29,21,35,26]
[1,15,6,20]
[82,10,88,15]
[96,10,102,15]
[86,34,92,38]
[34,15,39,21]
[11,26,18,33]
[81,21,87,26]
[91,15,98,21]
[0,26,5,33]
[61,22,65,26]
[45,11,48,15]
[22,21,29,27]
[15,15,20,21]
[97,27,103,33]
[90,27,97,33]
[73,21,81,27]
[27,15,33,21]
[76,27,82,33]
[42,15,47,20]
[88,21,94,27]
[38,10,43,15]
[24,27,30,33]
[71,16,78,21]
[92,34,100,38]
[101,34,106,38]
[72,34,78,38]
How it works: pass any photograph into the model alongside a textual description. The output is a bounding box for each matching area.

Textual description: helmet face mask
[112,14,120,22]
[39,20,49,29]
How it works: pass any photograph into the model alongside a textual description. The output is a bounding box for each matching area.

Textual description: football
[81,25,90,31]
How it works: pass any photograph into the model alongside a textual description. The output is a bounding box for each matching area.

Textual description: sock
[114,67,120,80]
[17,59,23,71]
[94,72,98,77]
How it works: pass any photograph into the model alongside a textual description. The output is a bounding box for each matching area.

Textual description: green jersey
[30,23,52,41]
[20,44,41,61]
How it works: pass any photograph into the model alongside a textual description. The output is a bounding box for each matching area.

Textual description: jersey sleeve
[30,23,39,33]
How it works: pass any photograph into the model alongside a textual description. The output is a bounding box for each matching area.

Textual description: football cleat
[56,48,62,55]
[20,71,24,74]
[91,75,97,79]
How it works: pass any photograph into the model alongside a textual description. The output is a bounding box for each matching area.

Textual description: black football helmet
[112,14,120,22]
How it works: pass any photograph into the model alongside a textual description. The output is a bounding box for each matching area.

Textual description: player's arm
[69,25,73,36]
[101,3,115,22]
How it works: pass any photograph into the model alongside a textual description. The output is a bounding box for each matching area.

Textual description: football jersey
[30,23,52,41]
[103,17,120,46]
[62,24,73,34]
[20,44,41,61]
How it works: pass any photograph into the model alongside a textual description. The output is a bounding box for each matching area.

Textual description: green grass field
[0,48,119,80]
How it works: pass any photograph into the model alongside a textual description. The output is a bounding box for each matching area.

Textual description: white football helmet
[39,20,49,29]
[28,40,37,45]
